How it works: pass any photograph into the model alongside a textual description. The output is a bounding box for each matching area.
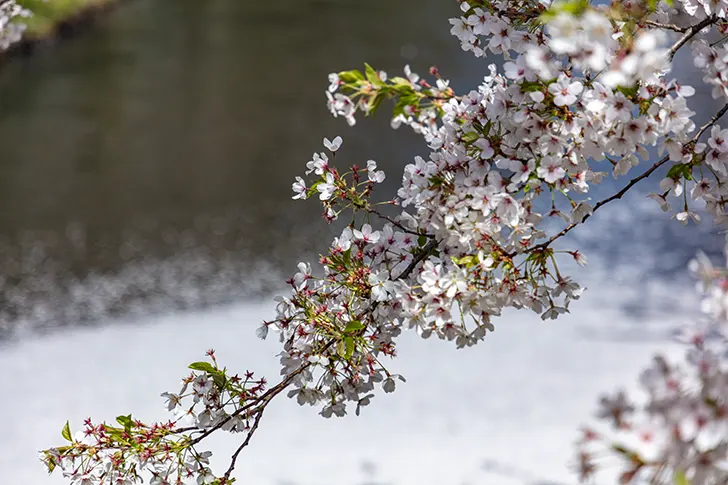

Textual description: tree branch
[187,363,310,446]
[365,204,430,238]
[668,14,718,61]
[395,238,438,280]
[695,102,728,141]
[178,237,443,481]
[530,102,728,252]
[221,403,267,483]
[642,20,689,33]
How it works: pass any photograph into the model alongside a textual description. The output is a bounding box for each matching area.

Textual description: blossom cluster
[577,245,728,485]
[40,418,211,485]
[40,351,271,485]
[290,0,728,418]
[0,0,29,51]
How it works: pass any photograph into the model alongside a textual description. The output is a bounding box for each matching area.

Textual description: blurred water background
[0,1,725,484]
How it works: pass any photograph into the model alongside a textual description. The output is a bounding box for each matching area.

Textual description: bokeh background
[0,1,723,484]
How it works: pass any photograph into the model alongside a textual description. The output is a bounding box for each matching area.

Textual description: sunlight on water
[0,261,697,485]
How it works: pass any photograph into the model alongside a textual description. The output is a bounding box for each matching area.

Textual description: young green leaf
[338,70,364,83]
[344,321,365,334]
[61,421,71,442]
[116,414,134,432]
[364,63,383,87]
[461,132,480,144]
[344,336,355,359]
[188,361,217,373]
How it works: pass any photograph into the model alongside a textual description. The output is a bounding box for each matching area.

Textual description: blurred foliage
[16,0,109,36]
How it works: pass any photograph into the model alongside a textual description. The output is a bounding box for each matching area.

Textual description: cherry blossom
[366,160,386,183]
[548,75,583,107]
[317,172,336,201]
[291,176,307,200]
[323,136,343,152]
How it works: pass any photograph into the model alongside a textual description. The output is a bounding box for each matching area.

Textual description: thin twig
[395,238,438,280]
[221,403,267,483]
[365,205,430,238]
[187,363,310,446]
[668,14,718,61]
[530,102,728,252]
[711,34,728,48]
[530,155,670,251]
[643,20,688,33]
[695,102,728,140]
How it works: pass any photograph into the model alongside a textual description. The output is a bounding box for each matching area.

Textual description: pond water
[1,2,726,484]
[0,0,481,336]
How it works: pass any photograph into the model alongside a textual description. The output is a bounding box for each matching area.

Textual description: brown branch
[187,363,310,446]
[169,101,728,485]
[221,403,267,483]
[365,205,429,238]
[395,238,438,280]
[530,155,670,251]
[695,102,728,140]
[668,15,718,61]
[642,20,689,33]
[530,102,728,253]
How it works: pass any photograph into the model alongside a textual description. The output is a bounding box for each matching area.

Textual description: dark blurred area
[0,0,476,336]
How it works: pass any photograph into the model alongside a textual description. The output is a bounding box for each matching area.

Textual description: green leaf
[189,361,217,373]
[400,93,419,106]
[364,63,383,86]
[344,336,355,359]
[674,470,690,485]
[336,339,346,358]
[212,372,227,390]
[388,76,415,93]
[520,81,544,93]
[616,84,639,98]
[367,92,386,117]
[338,70,364,83]
[188,361,228,389]
[61,421,72,442]
[343,247,351,265]
[645,0,668,11]
[461,131,480,144]
[387,76,409,85]
[392,99,407,119]
[308,180,321,197]
[116,414,134,431]
[666,163,693,181]
[540,0,589,21]
[452,255,476,267]
[344,321,365,334]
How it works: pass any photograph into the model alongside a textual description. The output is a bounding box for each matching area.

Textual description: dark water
[0,0,722,337]
[0,0,480,336]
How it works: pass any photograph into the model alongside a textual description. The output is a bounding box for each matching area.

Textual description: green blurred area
[17,0,108,37]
